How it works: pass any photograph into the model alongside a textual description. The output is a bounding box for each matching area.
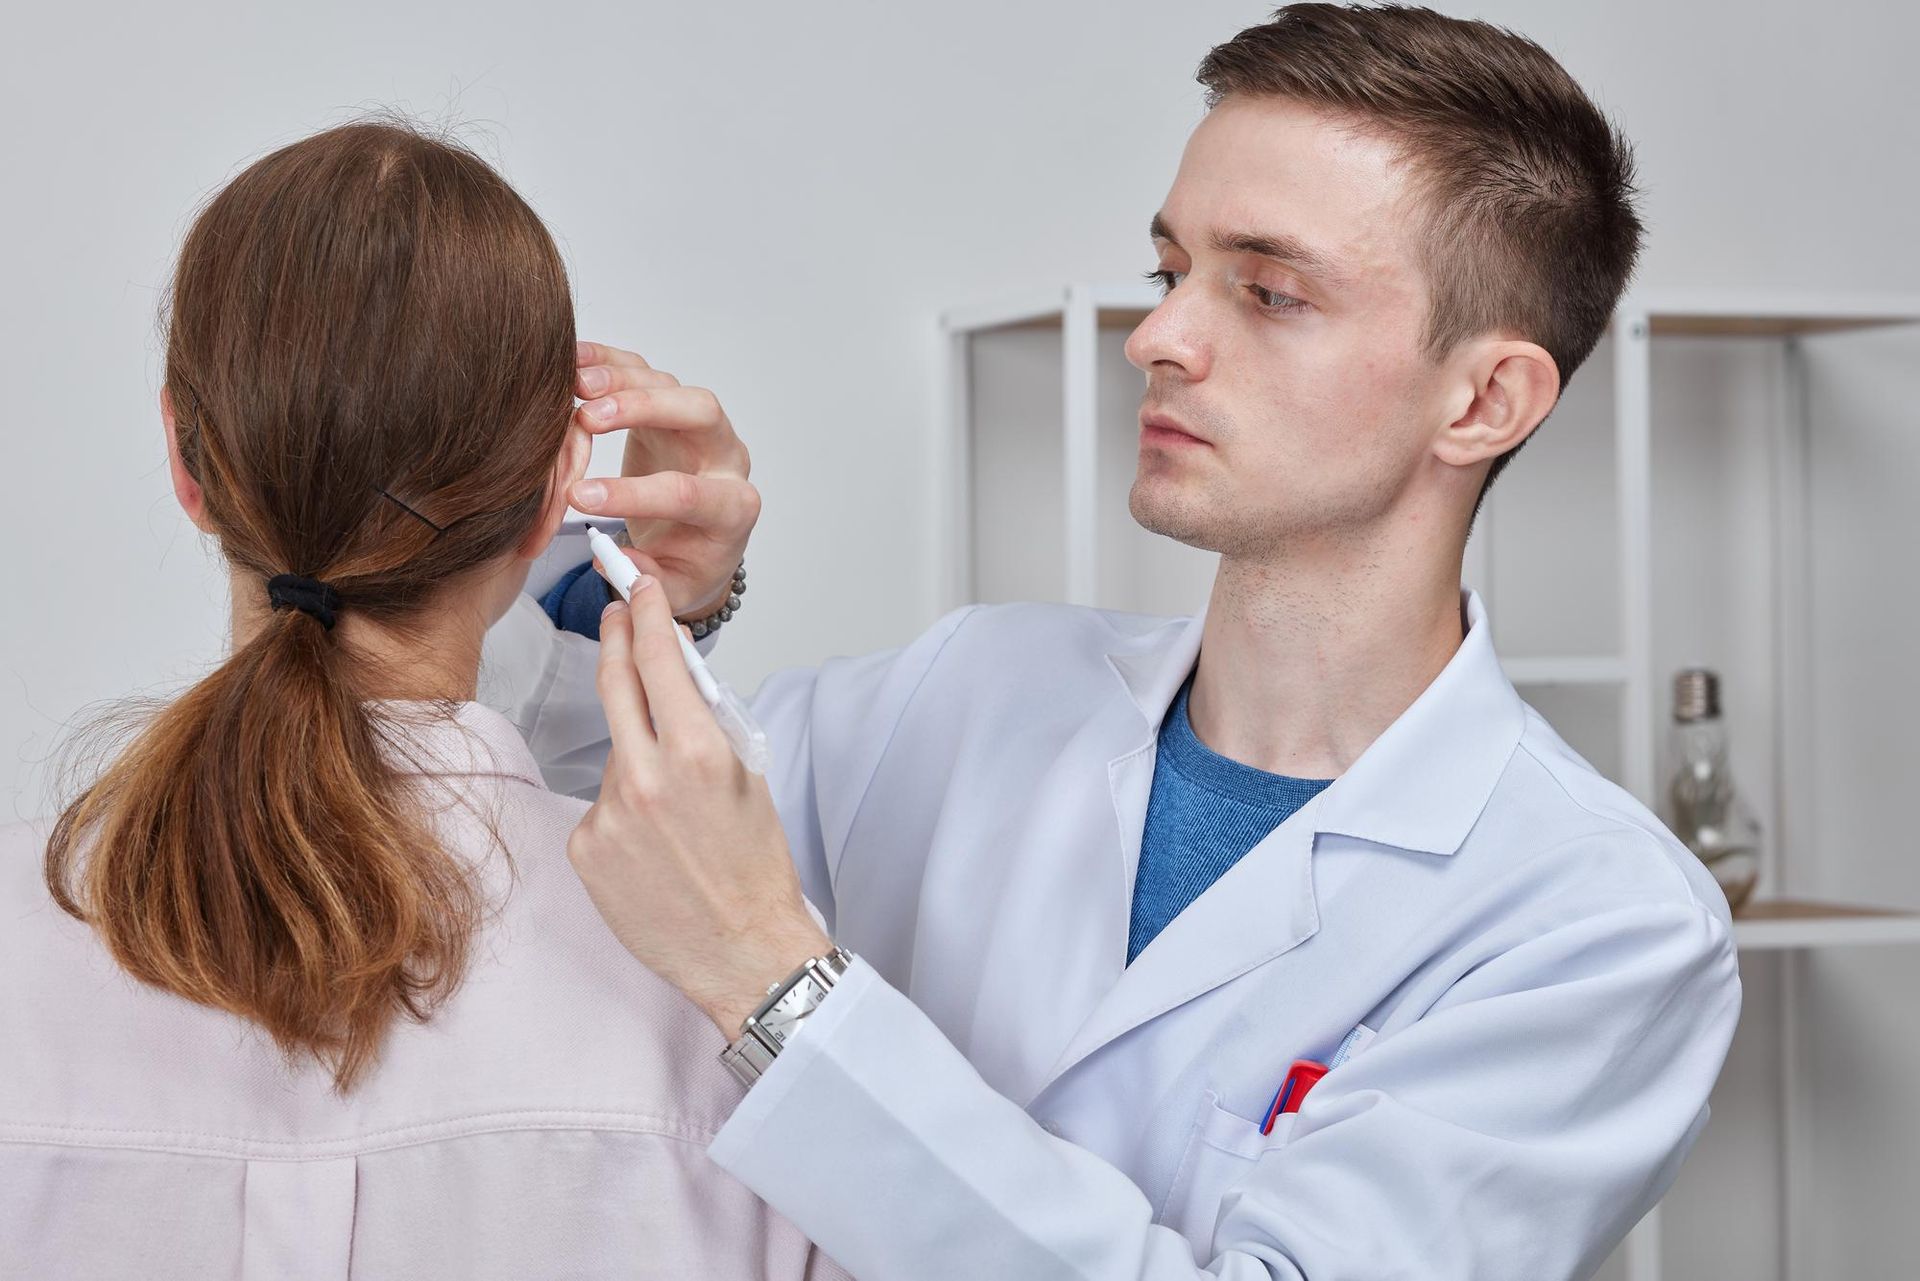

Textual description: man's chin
[1128,481,1225,553]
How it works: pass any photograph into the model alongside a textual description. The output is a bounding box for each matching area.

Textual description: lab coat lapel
[923,615,1202,1106]
[966,703,1159,1104]
[1094,613,1207,925]
[1042,798,1321,1089]
[1036,612,1322,1090]
[1032,589,1522,1093]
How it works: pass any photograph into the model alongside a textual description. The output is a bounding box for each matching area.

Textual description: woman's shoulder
[0,803,749,1160]
[0,815,297,1147]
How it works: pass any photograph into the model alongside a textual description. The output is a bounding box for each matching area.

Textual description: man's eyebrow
[1149,212,1346,285]
[1211,230,1346,284]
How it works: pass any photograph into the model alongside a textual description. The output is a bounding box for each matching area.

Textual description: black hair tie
[267,574,344,631]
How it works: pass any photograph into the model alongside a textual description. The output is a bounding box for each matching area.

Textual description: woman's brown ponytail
[44,117,576,1091]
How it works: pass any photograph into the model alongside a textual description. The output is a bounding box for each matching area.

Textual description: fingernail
[579,366,609,395]
[576,340,594,364]
[589,397,618,420]
[632,572,655,592]
[601,599,624,618]
[573,480,606,509]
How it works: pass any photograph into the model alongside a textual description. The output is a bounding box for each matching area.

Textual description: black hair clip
[375,487,450,538]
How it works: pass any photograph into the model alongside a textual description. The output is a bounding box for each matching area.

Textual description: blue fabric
[1127,677,1333,964]
[540,559,612,641]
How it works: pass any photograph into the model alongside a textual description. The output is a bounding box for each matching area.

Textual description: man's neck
[1187,535,1466,781]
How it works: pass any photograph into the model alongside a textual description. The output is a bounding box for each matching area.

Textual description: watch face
[759,984,816,1045]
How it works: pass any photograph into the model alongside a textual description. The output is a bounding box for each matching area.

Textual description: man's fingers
[594,598,656,759]
[576,340,681,401]
[573,385,734,440]
[575,363,679,402]
[577,340,660,374]
[571,472,760,531]
[624,577,722,749]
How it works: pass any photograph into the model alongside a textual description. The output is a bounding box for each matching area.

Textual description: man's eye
[1249,284,1305,312]
[1143,268,1185,296]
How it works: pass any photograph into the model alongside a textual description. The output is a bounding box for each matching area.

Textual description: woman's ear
[162,387,215,534]
[516,421,595,561]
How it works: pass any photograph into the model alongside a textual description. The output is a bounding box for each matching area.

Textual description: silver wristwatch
[721,947,854,1088]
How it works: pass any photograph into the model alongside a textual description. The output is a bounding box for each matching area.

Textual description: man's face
[1126,95,1456,557]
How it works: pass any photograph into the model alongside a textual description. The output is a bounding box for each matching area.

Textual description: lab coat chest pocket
[1159,1090,1296,1258]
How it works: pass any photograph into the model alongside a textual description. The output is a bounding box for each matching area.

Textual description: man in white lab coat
[487,7,1741,1278]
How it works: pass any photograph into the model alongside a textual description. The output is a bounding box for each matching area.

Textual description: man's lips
[1139,413,1210,449]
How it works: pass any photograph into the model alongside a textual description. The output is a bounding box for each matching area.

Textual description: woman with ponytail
[1,118,846,1281]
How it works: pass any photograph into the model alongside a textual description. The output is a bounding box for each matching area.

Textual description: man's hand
[569,340,759,620]
[567,574,831,1036]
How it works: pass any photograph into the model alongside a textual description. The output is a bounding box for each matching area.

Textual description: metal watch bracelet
[721,947,855,1088]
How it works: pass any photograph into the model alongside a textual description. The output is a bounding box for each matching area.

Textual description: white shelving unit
[941,285,1920,1281]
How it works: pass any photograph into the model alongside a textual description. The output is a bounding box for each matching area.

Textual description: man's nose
[1124,289,1210,382]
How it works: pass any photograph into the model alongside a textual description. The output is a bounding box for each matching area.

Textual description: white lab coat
[480,526,1742,1281]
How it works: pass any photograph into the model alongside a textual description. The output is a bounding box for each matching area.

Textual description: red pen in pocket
[1260,1059,1330,1136]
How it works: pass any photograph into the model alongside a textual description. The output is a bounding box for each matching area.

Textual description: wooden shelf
[1731,899,1920,950]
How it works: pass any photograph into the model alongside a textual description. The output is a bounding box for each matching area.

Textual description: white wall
[13,0,1920,820]
[4,1,1916,1275]
[7,0,1918,816]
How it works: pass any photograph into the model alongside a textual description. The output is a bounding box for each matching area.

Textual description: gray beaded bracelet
[682,561,747,640]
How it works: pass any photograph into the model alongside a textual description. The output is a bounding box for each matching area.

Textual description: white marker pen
[585,524,771,775]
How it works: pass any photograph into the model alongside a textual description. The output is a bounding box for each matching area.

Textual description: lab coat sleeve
[707,896,1740,1281]
[481,579,982,922]
[742,606,979,930]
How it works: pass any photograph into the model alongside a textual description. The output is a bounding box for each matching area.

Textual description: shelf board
[1629,291,1920,337]
[947,287,1920,339]
[1502,656,1627,686]
[941,284,1161,336]
[940,284,1920,336]
[948,306,1158,335]
[941,291,1072,335]
[1097,307,1154,330]
[1732,899,1920,950]
[1648,314,1917,338]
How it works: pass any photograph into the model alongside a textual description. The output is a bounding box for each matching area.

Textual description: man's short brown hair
[1198,3,1642,496]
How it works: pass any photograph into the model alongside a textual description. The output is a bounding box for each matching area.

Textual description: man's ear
[162,386,215,534]
[1432,339,1561,473]
[516,421,595,561]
